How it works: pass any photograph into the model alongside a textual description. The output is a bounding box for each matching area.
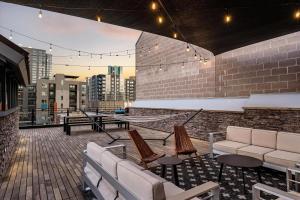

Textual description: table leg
[242,168,246,194]
[173,165,179,186]
[218,163,224,182]
[161,165,166,178]
[256,167,262,183]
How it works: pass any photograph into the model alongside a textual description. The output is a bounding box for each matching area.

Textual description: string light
[295,10,300,19]
[159,64,162,71]
[181,62,184,69]
[194,51,198,59]
[224,14,232,23]
[173,32,177,39]
[88,66,91,70]
[151,1,157,11]
[49,44,52,52]
[157,16,164,24]
[186,44,190,52]
[96,15,101,22]
[155,43,159,49]
[38,9,43,18]
[78,51,81,57]
[9,30,12,40]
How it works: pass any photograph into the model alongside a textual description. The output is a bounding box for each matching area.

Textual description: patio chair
[252,167,300,199]
[174,125,198,157]
[128,129,165,169]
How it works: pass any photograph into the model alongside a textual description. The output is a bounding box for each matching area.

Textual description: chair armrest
[296,163,300,168]
[209,132,225,158]
[167,182,219,200]
[104,144,127,159]
[252,183,299,200]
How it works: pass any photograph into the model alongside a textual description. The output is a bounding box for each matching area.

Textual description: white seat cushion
[237,145,274,160]
[98,151,123,200]
[213,140,249,154]
[117,160,166,200]
[264,150,300,168]
[276,191,300,200]
[86,142,107,164]
[251,129,277,149]
[163,182,200,200]
[277,132,300,154]
[84,164,101,186]
[226,126,252,144]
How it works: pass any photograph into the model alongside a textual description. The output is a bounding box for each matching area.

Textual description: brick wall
[0,111,19,178]
[129,107,300,141]
[136,31,300,99]
[215,32,300,97]
[136,32,215,99]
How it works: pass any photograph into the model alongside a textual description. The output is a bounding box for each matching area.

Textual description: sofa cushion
[277,132,300,154]
[163,182,200,200]
[84,164,101,186]
[99,151,123,200]
[251,129,277,149]
[264,150,300,168]
[213,140,249,154]
[226,126,252,144]
[117,160,166,200]
[237,145,274,160]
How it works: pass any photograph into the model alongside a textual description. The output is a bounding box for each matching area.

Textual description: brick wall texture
[129,107,300,141]
[0,111,19,178]
[136,31,300,99]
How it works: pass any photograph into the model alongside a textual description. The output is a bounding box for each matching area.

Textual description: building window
[61,96,63,100]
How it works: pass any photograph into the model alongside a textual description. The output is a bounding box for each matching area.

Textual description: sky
[0,2,141,80]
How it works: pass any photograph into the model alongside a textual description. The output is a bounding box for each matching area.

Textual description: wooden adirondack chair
[128,129,165,169]
[174,125,198,157]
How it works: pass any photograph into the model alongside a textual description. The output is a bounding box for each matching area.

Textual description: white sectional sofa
[83,142,220,200]
[209,126,300,171]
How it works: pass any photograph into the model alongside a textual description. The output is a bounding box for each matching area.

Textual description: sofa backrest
[87,142,107,164]
[251,129,277,149]
[117,160,166,200]
[99,151,123,199]
[277,132,300,154]
[226,126,252,144]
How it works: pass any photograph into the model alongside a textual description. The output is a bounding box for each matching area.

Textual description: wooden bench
[66,122,93,135]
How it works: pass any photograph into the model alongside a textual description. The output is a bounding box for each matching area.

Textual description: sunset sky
[0,2,141,81]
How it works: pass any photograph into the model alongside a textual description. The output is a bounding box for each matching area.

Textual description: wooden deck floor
[0,126,209,200]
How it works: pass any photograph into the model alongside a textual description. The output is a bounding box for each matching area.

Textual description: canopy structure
[3,0,300,54]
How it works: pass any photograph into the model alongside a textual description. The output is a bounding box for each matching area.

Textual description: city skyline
[0,2,141,81]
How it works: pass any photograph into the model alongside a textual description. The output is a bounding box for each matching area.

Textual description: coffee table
[217,154,263,193]
[157,156,182,186]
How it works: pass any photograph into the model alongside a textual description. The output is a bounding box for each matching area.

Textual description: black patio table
[157,156,182,186]
[217,154,263,193]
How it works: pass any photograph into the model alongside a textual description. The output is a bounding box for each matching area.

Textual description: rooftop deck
[0,126,209,200]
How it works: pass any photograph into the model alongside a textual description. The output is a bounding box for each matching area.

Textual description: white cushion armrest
[209,132,225,158]
[166,182,219,200]
[252,183,300,200]
[296,163,300,168]
[104,144,127,159]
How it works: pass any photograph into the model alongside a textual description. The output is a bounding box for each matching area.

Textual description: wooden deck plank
[0,125,209,200]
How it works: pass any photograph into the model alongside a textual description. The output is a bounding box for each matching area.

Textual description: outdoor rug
[151,154,287,200]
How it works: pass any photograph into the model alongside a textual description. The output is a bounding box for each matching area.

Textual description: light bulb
[295,10,300,19]
[186,44,190,52]
[78,51,81,57]
[9,30,12,40]
[224,14,232,23]
[88,66,90,70]
[155,44,159,49]
[49,44,52,52]
[181,63,184,69]
[96,15,101,22]
[159,65,162,71]
[38,9,43,18]
[151,2,157,11]
[194,54,197,59]
[157,16,163,24]
[173,32,177,38]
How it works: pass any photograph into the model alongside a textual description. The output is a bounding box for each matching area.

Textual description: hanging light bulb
[181,62,185,69]
[159,64,162,71]
[88,66,91,70]
[157,16,164,24]
[78,51,81,57]
[155,43,159,49]
[295,10,300,19]
[194,50,197,59]
[49,44,52,52]
[173,32,178,39]
[9,30,12,40]
[151,1,157,11]
[148,48,151,53]
[38,9,43,18]
[135,69,138,72]
[224,14,232,23]
[96,15,101,22]
[186,44,190,52]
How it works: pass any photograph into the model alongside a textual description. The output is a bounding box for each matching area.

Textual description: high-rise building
[23,47,52,83]
[106,66,125,101]
[125,76,136,101]
[88,74,106,102]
